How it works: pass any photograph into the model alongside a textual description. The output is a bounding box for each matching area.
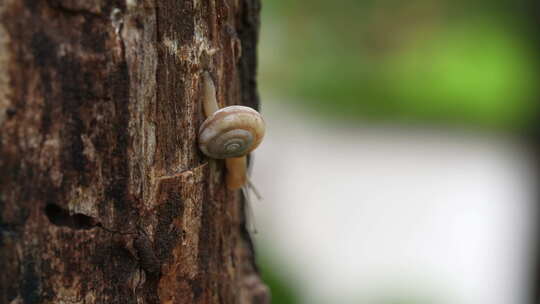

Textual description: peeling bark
[0,0,268,303]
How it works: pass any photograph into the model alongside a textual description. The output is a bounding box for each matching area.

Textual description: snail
[198,72,265,190]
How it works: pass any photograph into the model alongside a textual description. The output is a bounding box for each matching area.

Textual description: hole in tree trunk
[44,203,98,230]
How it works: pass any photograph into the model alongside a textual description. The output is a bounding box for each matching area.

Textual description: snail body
[198,72,265,190]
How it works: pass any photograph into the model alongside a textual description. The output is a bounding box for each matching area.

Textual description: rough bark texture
[0,0,269,303]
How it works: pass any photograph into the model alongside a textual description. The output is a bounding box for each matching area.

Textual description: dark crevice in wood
[44,203,98,230]
[133,233,161,275]
[44,0,103,18]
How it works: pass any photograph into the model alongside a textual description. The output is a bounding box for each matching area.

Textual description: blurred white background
[251,103,538,304]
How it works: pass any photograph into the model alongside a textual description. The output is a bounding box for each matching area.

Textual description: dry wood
[0,0,268,303]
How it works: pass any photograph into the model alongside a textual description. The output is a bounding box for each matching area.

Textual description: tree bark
[0,0,268,303]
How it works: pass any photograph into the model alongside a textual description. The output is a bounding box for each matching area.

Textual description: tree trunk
[0,0,268,303]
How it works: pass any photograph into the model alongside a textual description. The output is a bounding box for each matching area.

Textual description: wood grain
[0,0,268,303]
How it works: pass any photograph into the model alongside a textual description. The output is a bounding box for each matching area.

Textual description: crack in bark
[156,163,209,181]
[95,223,138,235]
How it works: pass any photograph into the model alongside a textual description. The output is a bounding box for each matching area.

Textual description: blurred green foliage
[257,254,301,304]
[259,0,539,130]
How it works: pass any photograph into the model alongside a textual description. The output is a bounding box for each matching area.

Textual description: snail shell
[199,105,265,159]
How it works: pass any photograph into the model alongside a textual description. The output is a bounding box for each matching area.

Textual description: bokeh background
[250,0,540,303]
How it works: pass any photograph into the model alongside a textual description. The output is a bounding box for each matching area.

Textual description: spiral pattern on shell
[198,106,265,159]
